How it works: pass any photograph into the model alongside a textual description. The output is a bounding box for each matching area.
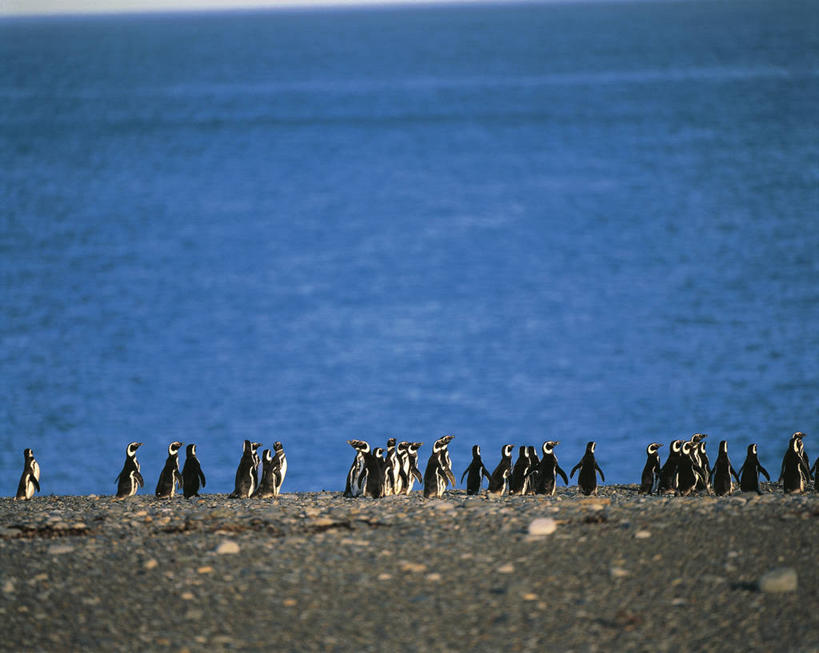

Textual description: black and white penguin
[710,440,740,496]
[488,444,514,496]
[344,440,369,498]
[738,443,770,494]
[437,435,456,488]
[460,445,491,495]
[525,446,540,495]
[509,446,531,496]
[570,441,605,496]
[423,438,454,498]
[638,443,663,495]
[231,440,261,498]
[405,442,424,494]
[696,439,711,491]
[251,441,263,491]
[155,441,184,498]
[363,446,387,498]
[115,442,144,498]
[781,434,809,494]
[396,441,411,494]
[255,444,286,498]
[658,439,683,494]
[677,441,706,496]
[529,441,568,496]
[688,434,708,491]
[15,448,40,501]
[182,443,206,498]
[384,438,400,496]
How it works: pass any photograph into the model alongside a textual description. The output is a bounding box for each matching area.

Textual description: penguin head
[373,447,384,458]
[518,445,527,457]
[348,440,370,454]
[472,445,481,457]
[527,446,537,458]
[263,449,273,462]
[718,440,728,454]
[748,443,757,456]
[793,431,806,439]
[502,444,514,458]
[586,441,596,454]
[691,433,708,443]
[647,443,662,455]
[398,441,409,453]
[386,437,396,448]
[792,438,801,453]
[251,442,262,453]
[440,435,455,446]
[186,443,197,457]
[23,448,34,460]
[168,441,184,456]
[273,441,283,452]
[242,440,252,453]
[681,441,692,456]
[670,440,682,454]
[699,441,707,454]
[126,442,143,457]
[411,442,424,452]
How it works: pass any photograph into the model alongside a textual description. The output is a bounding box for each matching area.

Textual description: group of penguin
[11,431,818,501]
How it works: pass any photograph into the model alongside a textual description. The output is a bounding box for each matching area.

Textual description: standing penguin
[570,441,605,496]
[738,443,770,494]
[423,438,454,498]
[488,444,514,496]
[525,446,540,495]
[677,441,706,496]
[344,440,369,498]
[437,435,456,488]
[269,441,287,497]
[461,445,491,495]
[710,440,740,496]
[696,439,711,491]
[115,442,144,498]
[508,446,531,496]
[155,441,184,498]
[395,441,411,494]
[362,446,387,498]
[529,441,568,496]
[15,448,40,501]
[781,434,809,494]
[182,443,206,498]
[231,440,261,498]
[384,438,400,496]
[405,442,424,494]
[658,440,683,494]
[638,443,663,494]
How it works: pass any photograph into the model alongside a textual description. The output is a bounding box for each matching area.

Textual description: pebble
[215,540,241,555]
[497,564,515,574]
[758,567,798,593]
[634,530,651,539]
[609,566,629,579]
[47,544,75,555]
[144,559,159,570]
[528,518,557,536]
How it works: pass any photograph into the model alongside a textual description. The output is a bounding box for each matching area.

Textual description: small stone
[377,573,392,581]
[609,566,629,579]
[48,544,74,555]
[181,592,194,600]
[215,540,240,555]
[528,518,557,536]
[197,566,214,574]
[3,580,15,594]
[634,530,651,539]
[671,598,687,606]
[425,573,442,582]
[282,599,297,607]
[758,568,798,593]
[399,561,427,573]
[434,502,455,511]
[497,564,515,574]
[144,559,159,570]
[522,593,538,601]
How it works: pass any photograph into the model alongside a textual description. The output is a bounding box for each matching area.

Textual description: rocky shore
[1,486,817,652]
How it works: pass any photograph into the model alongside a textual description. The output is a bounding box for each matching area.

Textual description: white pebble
[47,544,74,555]
[528,518,557,536]
[215,540,240,555]
[634,530,651,539]
[758,567,798,593]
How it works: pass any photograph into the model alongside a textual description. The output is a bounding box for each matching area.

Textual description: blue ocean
[1,0,817,495]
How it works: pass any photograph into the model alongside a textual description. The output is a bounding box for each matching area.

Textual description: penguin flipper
[557,465,569,485]
[199,469,207,488]
[596,464,605,482]
[412,466,423,484]
[31,476,40,493]
[135,471,145,487]
[445,467,456,487]
[759,465,770,482]
[730,466,740,483]
[569,462,581,479]
[460,467,470,484]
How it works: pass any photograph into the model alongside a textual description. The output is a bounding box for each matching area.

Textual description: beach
[0,486,817,651]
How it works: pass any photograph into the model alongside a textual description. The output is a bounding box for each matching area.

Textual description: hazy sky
[3,0,542,16]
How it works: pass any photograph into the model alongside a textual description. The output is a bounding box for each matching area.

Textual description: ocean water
[1,0,817,495]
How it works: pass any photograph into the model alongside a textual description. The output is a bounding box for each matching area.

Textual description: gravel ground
[1,485,817,652]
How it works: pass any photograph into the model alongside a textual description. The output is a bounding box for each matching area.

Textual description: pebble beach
[1,486,817,652]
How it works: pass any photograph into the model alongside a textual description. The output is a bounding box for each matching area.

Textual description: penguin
[155,441,184,498]
[181,443,206,498]
[15,448,40,501]
[362,446,387,498]
[688,434,708,491]
[384,438,400,496]
[529,441,568,496]
[738,443,770,495]
[525,446,540,495]
[251,441,263,491]
[781,434,809,494]
[405,442,424,494]
[437,435,456,488]
[115,442,144,498]
[677,441,706,496]
[344,440,369,498]
[231,440,261,498]
[658,439,683,494]
[396,441,411,494]
[255,444,286,498]
[460,445,491,495]
[710,440,740,496]
[696,439,711,491]
[508,446,531,496]
[570,441,605,496]
[638,443,662,495]
[423,438,454,498]
[488,444,514,496]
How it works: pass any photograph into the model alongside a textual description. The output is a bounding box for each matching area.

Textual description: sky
[2,0,557,17]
